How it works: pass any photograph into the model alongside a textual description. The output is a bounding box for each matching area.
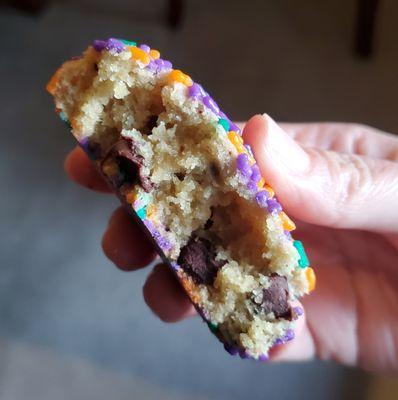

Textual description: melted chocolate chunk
[257,274,293,320]
[142,115,158,135]
[177,236,225,285]
[102,138,153,192]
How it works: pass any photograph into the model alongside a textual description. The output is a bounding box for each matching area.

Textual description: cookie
[47,38,316,360]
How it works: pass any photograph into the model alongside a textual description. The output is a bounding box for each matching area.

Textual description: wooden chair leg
[355,0,380,58]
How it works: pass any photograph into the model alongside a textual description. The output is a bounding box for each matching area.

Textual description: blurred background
[0,0,397,399]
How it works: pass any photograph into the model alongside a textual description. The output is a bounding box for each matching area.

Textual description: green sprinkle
[136,207,147,220]
[207,322,218,333]
[59,111,71,128]
[218,118,230,132]
[120,39,137,46]
[293,240,310,268]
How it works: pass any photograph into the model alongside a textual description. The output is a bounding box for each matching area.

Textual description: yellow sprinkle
[257,178,265,189]
[279,211,296,231]
[129,46,150,65]
[265,184,274,198]
[146,204,157,219]
[228,131,246,153]
[306,267,316,292]
[149,49,160,59]
[166,69,193,86]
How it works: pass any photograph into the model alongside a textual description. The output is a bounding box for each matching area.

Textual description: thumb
[243,114,398,233]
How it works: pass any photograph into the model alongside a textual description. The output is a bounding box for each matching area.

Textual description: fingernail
[262,114,310,174]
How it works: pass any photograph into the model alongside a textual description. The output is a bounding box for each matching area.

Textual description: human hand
[65,115,398,373]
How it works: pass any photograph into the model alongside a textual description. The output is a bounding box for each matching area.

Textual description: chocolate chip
[102,138,153,192]
[204,218,213,230]
[142,115,158,135]
[177,236,225,285]
[255,274,293,320]
[175,172,185,181]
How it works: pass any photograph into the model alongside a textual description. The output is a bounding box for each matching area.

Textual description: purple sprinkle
[105,38,125,53]
[188,83,206,99]
[250,164,261,183]
[239,349,250,359]
[218,111,228,119]
[162,60,173,70]
[284,230,292,240]
[224,343,239,356]
[274,338,284,346]
[246,181,258,193]
[146,60,158,73]
[170,262,180,271]
[236,153,252,177]
[255,190,269,208]
[244,144,254,157]
[294,306,304,316]
[202,96,220,114]
[267,198,282,214]
[139,44,151,53]
[93,40,107,52]
[283,329,295,342]
[143,220,172,251]
[229,121,240,133]
[258,354,269,362]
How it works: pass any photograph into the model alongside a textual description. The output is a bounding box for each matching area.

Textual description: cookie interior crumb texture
[48,39,315,359]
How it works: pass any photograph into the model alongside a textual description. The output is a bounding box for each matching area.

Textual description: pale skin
[65,114,398,373]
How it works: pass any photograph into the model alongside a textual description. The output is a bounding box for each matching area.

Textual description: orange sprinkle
[146,204,157,219]
[306,267,316,292]
[228,131,246,153]
[149,49,160,59]
[279,211,296,231]
[166,69,193,86]
[46,68,62,94]
[125,191,137,204]
[257,178,265,189]
[265,184,274,198]
[129,46,150,65]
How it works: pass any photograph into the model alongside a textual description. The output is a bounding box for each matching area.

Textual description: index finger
[64,146,111,193]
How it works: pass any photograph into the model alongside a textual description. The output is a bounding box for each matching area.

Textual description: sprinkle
[202,96,220,114]
[293,306,304,316]
[265,184,274,198]
[59,111,71,128]
[274,338,284,346]
[239,349,250,359]
[170,262,180,271]
[188,82,205,99]
[163,60,173,70]
[293,240,310,268]
[120,39,137,46]
[149,49,160,59]
[258,354,269,362]
[207,322,218,333]
[139,44,151,53]
[218,111,228,119]
[284,230,292,240]
[247,181,258,193]
[250,164,261,183]
[255,190,269,208]
[229,121,241,133]
[244,144,254,157]
[105,38,125,53]
[129,46,151,65]
[136,207,147,220]
[125,192,137,204]
[267,198,282,213]
[257,178,265,188]
[306,267,316,291]
[167,69,193,86]
[146,204,157,219]
[146,60,158,73]
[92,39,107,52]
[228,131,245,153]
[283,329,295,342]
[218,118,230,131]
[224,343,239,356]
[236,153,252,178]
[279,211,296,231]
